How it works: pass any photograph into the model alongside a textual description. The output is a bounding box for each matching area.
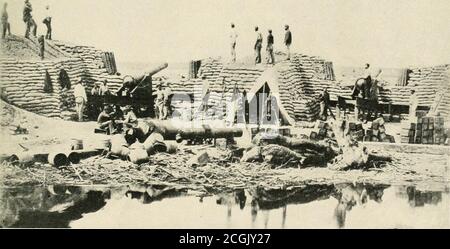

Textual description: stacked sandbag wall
[0,57,87,119]
[1,40,125,120]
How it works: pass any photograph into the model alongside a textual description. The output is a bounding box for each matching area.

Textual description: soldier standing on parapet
[1,2,11,39]
[284,25,292,60]
[254,26,263,64]
[266,29,275,64]
[23,0,37,39]
[230,23,238,63]
[43,5,52,40]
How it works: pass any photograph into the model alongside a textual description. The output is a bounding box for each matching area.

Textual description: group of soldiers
[2,1,52,59]
[96,104,138,135]
[1,0,52,40]
[154,84,171,120]
[91,80,111,96]
[95,83,171,135]
[72,78,138,135]
[230,23,292,64]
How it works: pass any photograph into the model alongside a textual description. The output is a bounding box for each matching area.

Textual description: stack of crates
[402,116,449,145]
[310,121,335,140]
[363,118,395,143]
[348,122,365,141]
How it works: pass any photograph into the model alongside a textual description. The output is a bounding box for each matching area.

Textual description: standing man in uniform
[284,25,292,60]
[23,0,37,39]
[318,88,335,120]
[363,63,372,99]
[154,84,164,119]
[43,5,52,40]
[254,26,263,64]
[74,80,87,122]
[409,88,418,122]
[1,2,11,39]
[266,29,275,64]
[162,86,172,120]
[230,23,238,63]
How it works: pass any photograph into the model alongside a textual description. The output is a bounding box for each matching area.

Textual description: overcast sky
[3,0,450,68]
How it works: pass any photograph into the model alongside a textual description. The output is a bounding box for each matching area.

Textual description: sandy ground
[0,101,449,192]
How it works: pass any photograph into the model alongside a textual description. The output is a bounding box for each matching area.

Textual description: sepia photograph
[0,0,449,233]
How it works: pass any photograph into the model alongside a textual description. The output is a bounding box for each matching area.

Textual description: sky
[3,0,450,68]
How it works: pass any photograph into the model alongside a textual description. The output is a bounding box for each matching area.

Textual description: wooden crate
[416,123,422,131]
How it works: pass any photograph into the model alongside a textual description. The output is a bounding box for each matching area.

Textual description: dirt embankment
[0,36,41,60]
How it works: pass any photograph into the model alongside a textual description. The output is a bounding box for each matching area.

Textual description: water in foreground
[0,183,449,228]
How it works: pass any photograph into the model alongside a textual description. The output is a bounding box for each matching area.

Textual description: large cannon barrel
[117,63,168,96]
[145,120,243,141]
[146,63,168,77]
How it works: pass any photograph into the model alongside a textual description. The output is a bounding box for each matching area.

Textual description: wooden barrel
[70,139,84,150]
[48,152,69,167]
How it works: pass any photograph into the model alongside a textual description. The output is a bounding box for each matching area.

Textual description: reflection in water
[333,183,390,228]
[406,187,442,207]
[0,186,110,228]
[0,183,448,228]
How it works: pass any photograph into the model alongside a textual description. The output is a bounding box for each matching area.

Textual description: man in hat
[91,82,101,96]
[409,88,418,121]
[254,26,263,64]
[266,29,275,64]
[284,25,292,60]
[74,80,87,121]
[230,23,238,63]
[23,0,37,39]
[1,2,11,39]
[362,63,372,99]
